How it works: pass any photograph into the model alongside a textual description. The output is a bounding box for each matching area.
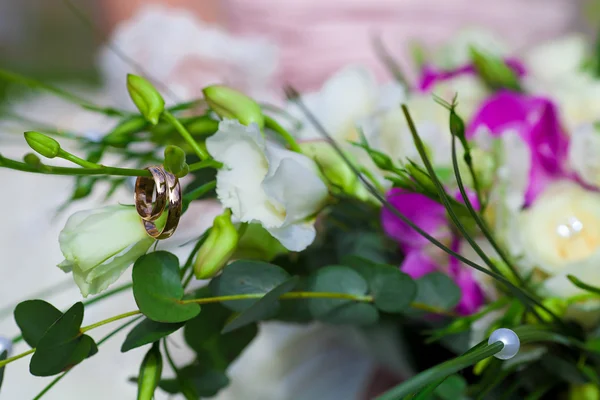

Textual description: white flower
[206,120,329,251]
[287,65,405,143]
[515,181,600,299]
[523,35,587,84]
[432,28,509,70]
[58,205,153,297]
[569,124,600,187]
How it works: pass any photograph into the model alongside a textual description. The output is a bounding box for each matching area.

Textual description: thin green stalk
[58,150,101,169]
[162,111,209,160]
[285,88,528,297]
[264,115,301,152]
[0,348,35,368]
[188,160,221,172]
[180,231,210,282]
[0,155,151,177]
[450,132,524,286]
[80,310,141,333]
[163,339,195,400]
[375,341,504,399]
[401,105,559,327]
[0,68,131,117]
[179,292,373,305]
[31,316,142,400]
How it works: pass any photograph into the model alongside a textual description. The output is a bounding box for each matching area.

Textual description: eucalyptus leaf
[121,318,184,352]
[414,273,461,311]
[14,300,63,347]
[210,260,291,312]
[158,363,229,397]
[132,251,200,323]
[222,277,299,333]
[307,265,376,324]
[29,303,97,377]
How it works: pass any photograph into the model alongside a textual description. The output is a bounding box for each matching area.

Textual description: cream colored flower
[569,124,600,187]
[516,181,600,299]
[58,205,154,297]
[206,120,329,251]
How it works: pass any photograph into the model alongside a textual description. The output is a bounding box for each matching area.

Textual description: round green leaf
[209,260,290,312]
[222,277,299,334]
[323,302,379,325]
[30,302,97,377]
[158,364,229,397]
[132,251,200,323]
[121,318,184,353]
[307,265,369,319]
[14,300,62,347]
[414,273,461,311]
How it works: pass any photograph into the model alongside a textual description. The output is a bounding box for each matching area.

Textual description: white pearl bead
[0,336,12,358]
[488,328,520,360]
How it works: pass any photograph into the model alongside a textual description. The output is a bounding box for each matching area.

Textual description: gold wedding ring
[134,166,182,240]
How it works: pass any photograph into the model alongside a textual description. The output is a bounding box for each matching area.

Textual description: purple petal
[453,188,480,211]
[453,267,485,315]
[467,91,569,205]
[381,189,450,251]
[400,250,439,279]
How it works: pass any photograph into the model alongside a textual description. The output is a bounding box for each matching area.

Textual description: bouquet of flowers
[2,9,600,398]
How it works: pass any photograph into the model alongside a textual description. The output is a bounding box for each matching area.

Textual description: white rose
[516,181,600,299]
[569,124,600,187]
[58,205,154,297]
[206,120,329,252]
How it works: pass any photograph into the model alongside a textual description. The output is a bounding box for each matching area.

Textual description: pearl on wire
[0,336,13,358]
[488,328,520,360]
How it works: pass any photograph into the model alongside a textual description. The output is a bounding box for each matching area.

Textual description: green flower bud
[23,153,42,168]
[300,142,360,196]
[233,223,287,261]
[103,116,148,146]
[24,131,61,159]
[127,74,165,125]
[405,163,437,194]
[470,47,521,92]
[194,209,239,279]
[203,85,264,129]
[137,343,162,400]
[185,116,219,137]
[164,145,189,177]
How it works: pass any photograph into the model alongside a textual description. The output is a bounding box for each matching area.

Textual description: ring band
[134,166,182,240]
[135,166,167,222]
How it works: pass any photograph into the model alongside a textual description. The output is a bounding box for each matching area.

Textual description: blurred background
[0,0,599,399]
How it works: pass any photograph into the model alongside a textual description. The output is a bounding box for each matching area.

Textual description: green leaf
[222,277,299,333]
[121,318,184,352]
[29,303,97,377]
[132,251,200,323]
[308,265,378,324]
[210,260,290,312]
[184,291,257,371]
[434,375,467,399]
[414,273,461,311]
[567,274,600,295]
[343,257,416,313]
[159,363,230,397]
[14,300,63,347]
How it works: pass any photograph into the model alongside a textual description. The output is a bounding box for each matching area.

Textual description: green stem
[162,111,209,160]
[179,292,373,305]
[0,348,35,368]
[264,115,302,152]
[79,310,141,333]
[0,155,152,177]
[58,150,101,169]
[188,159,222,172]
[183,181,216,204]
[0,68,131,117]
[375,341,503,400]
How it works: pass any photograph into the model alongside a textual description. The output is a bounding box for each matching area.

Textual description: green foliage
[29,303,97,377]
[14,300,63,347]
[222,277,300,333]
[210,260,291,312]
[343,256,417,313]
[137,343,162,400]
[308,265,379,324]
[414,273,461,311]
[158,363,230,398]
[132,252,200,323]
[121,319,184,353]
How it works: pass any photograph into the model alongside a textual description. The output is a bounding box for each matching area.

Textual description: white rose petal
[207,120,328,251]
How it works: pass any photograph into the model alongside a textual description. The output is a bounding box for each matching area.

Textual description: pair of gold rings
[134,165,182,240]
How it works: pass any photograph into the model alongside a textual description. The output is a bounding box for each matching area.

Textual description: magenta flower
[382,188,485,315]
[467,91,569,205]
